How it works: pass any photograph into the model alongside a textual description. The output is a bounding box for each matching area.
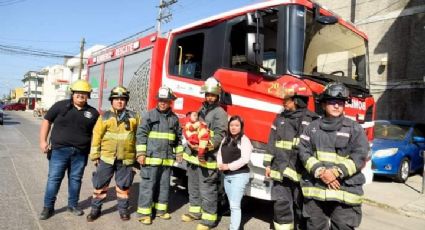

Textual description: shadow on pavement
[240,196,273,230]
[3,121,21,125]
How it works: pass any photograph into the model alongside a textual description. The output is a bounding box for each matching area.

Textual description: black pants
[272,178,304,229]
[303,199,362,230]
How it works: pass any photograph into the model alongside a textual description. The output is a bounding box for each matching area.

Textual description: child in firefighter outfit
[87,86,140,222]
[136,86,184,225]
[183,111,210,163]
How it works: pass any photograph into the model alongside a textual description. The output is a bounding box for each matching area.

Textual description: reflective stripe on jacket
[264,109,319,183]
[298,116,369,205]
[89,109,140,165]
[183,103,227,169]
[135,108,183,166]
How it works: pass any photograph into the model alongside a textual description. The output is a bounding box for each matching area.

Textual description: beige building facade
[317,0,425,123]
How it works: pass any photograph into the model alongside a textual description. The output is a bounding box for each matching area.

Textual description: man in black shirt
[39,80,99,220]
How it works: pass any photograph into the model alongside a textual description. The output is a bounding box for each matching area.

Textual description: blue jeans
[223,172,250,230]
[43,147,88,209]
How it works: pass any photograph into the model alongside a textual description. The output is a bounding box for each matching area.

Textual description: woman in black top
[217,116,252,230]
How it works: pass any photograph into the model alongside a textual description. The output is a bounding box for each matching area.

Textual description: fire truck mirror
[220,90,232,106]
[313,3,338,25]
[246,11,264,66]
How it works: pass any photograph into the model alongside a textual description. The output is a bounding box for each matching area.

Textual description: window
[413,125,425,138]
[229,11,278,74]
[303,11,367,82]
[171,33,204,79]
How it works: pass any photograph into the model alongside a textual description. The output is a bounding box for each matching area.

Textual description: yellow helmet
[200,77,221,95]
[70,80,92,93]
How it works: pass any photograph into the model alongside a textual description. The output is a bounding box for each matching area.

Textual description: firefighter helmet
[281,81,311,99]
[157,86,177,101]
[109,86,130,101]
[200,77,221,95]
[70,79,92,93]
[319,82,350,101]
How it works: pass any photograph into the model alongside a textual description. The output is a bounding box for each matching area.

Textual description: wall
[42,65,72,109]
[316,0,425,123]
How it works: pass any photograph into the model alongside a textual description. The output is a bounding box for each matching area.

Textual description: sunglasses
[326,99,345,106]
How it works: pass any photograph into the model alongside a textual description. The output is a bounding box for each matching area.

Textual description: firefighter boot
[181,213,201,222]
[139,216,152,225]
[196,223,211,230]
[86,208,101,222]
[119,210,130,221]
[156,212,171,220]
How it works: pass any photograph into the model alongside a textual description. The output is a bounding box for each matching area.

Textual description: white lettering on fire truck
[346,98,366,111]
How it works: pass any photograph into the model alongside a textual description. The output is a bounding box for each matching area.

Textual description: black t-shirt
[44,99,99,151]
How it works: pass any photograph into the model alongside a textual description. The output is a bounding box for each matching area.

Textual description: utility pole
[27,76,30,109]
[156,0,177,35]
[78,37,85,80]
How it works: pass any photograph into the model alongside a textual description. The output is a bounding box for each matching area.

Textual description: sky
[0,0,261,97]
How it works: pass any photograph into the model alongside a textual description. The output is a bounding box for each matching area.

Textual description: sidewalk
[364,174,425,219]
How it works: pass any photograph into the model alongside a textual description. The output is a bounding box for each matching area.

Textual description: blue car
[371,120,425,182]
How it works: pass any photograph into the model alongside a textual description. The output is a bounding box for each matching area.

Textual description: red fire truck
[87,0,375,200]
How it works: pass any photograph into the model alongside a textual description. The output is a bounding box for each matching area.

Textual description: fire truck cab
[88,0,375,200]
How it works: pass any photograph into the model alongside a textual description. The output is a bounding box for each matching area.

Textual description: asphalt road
[0,110,424,230]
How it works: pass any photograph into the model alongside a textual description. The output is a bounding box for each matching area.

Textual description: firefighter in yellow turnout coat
[87,86,140,222]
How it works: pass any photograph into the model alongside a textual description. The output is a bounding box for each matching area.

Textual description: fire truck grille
[127,59,151,114]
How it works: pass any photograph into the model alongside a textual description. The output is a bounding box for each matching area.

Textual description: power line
[157,0,178,34]
[0,0,27,6]
[0,37,81,44]
[92,26,155,56]
[0,43,78,59]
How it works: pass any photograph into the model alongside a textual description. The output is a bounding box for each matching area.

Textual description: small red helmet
[280,81,311,99]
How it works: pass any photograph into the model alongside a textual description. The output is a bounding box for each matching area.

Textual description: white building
[41,65,72,109]
[40,45,106,109]
[22,71,45,109]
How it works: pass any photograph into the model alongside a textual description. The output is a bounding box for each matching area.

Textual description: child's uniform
[183,118,210,160]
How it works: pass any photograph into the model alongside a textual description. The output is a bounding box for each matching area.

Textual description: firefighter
[264,81,319,230]
[39,79,99,220]
[136,86,184,225]
[86,86,140,222]
[298,82,369,230]
[181,77,228,230]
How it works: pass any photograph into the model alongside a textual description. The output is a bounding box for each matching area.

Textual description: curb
[363,198,425,220]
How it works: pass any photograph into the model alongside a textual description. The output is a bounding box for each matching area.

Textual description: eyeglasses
[326,99,345,106]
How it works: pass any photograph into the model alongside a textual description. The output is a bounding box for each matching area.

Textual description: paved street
[1,110,425,230]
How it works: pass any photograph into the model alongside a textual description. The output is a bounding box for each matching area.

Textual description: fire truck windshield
[300,11,367,86]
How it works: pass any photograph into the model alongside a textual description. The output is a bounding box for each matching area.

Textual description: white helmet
[200,77,221,95]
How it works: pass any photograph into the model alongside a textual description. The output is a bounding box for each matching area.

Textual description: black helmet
[109,86,130,101]
[319,82,350,102]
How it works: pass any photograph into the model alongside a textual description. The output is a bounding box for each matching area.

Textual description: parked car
[2,103,26,111]
[0,108,3,125]
[371,120,425,182]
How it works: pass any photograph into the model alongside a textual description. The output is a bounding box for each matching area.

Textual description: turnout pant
[303,199,362,230]
[91,160,135,214]
[137,165,171,216]
[272,178,304,230]
[187,163,219,227]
